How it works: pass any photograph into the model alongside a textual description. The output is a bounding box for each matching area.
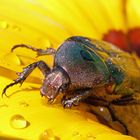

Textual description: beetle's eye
[60,84,68,91]
[80,50,93,61]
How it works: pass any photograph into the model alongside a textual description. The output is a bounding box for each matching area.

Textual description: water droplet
[72,131,81,137]
[10,114,28,129]
[19,102,29,107]
[99,107,104,112]
[72,131,84,140]
[86,134,95,140]
[40,129,60,140]
[12,25,21,31]
[0,21,8,29]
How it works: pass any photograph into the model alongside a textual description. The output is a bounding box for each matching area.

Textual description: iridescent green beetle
[2,36,140,139]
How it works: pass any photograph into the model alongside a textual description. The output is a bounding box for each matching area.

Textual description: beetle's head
[40,66,70,102]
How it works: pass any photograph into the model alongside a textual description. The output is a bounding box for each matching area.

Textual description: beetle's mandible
[2,36,140,139]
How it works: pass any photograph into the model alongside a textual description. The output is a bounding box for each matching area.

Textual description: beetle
[2,36,140,139]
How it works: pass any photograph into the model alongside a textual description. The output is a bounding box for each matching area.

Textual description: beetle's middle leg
[11,44,56,57]
[61,88,93,108]
[2,60,50,97]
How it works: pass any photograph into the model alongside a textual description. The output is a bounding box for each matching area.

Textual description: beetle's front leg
[11,44,56,57]
[61,89,93,108]
[2,60,50,97]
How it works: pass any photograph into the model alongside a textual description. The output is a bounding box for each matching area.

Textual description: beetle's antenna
[11,44,39,52]
[11,44,56,57]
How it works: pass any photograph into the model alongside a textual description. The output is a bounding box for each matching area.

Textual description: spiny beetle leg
[2,60,50,97]
[61,96,78,108]
[61,89,92,108]
[111,93,140,105]
[11,44,56,57]
[107,106,128,134]
[111,95,134,105]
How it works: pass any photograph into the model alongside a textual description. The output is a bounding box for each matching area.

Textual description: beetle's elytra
[2,36,140,139]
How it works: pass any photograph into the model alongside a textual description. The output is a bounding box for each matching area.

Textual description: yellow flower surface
[0,0,139,140]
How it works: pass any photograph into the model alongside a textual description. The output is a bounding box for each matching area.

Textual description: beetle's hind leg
[11,44,56,57]
[2,60,50,97]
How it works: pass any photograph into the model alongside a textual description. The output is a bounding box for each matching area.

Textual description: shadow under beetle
[2,36,140,139]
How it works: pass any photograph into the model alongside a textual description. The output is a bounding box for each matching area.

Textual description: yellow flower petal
[126,0,140,29]
[0,76,136,140]
[39,0,126,38]
[0,0,139,140]
[0,0,126,46]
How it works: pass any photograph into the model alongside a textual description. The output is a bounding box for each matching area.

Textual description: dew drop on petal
[12,25,21,31]
[72,131,81,137]
[19,102,29,107]
[86,134,95,140]
[40,129,60,140]
[10,114,28,129]
[0,21,8,29]
[72,131,84,140]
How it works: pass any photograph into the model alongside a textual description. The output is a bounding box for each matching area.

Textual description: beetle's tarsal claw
[1,83,14,98]
[48,98,54,104]
[16,72,21,76]
[40,93,44,97]
[61,97,73,108]
[19,82,23,87]
[61,95,79,108]
[1,91,9,98]
[63,102,72,108]
[35,55,39,58]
